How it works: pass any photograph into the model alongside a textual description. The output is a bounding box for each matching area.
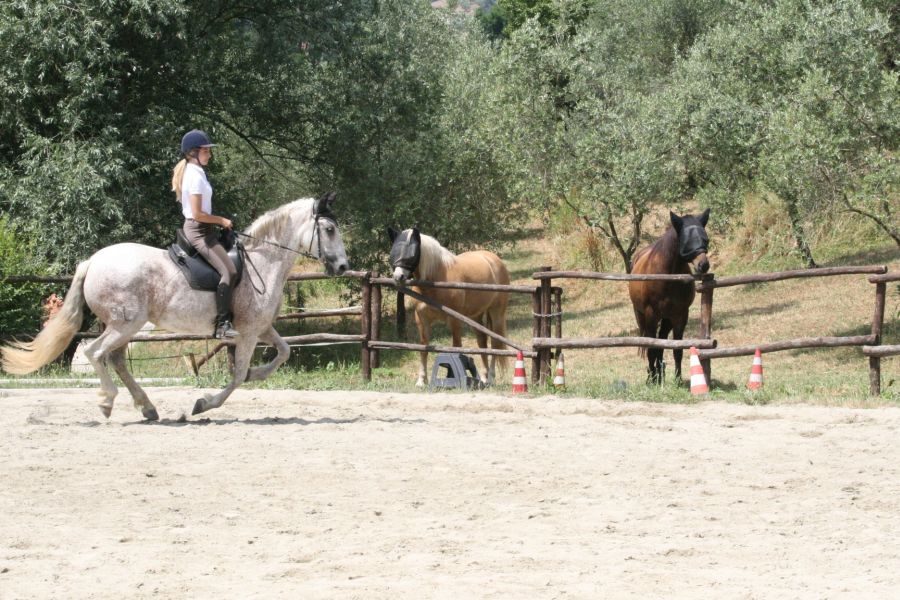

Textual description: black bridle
[233,211,337,294]
[235,212,335,261]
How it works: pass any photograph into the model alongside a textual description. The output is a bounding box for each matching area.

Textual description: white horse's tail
[1,259,91,375]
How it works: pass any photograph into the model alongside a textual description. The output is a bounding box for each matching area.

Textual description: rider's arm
[190,195,232,229]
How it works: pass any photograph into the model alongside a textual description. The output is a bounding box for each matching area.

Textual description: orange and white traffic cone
[512,350,528,393]
[689,346,708,395]
[747,348,763,390]
[553,352,566,390]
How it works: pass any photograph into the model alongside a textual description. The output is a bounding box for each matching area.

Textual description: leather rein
[233,213,335,294]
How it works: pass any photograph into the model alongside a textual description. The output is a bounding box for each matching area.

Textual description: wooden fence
[3,264,897,394]
[532,265,894,394]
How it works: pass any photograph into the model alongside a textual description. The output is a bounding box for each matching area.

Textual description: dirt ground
[2,387,900,599]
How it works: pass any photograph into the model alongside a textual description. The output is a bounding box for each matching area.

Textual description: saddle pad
[167,243,244,291]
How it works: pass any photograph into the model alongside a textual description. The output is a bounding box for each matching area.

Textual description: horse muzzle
[691,253,710,274]
[392,266,412,285]
[323,255,349,276]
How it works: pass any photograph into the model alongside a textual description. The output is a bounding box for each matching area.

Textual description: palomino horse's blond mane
[417,233,456,280]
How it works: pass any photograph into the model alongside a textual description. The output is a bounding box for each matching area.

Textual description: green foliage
[0,217,53,335]
[671,0,899,263]
[0,0,895,280]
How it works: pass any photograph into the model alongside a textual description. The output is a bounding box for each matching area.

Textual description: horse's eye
[327,226,335,234]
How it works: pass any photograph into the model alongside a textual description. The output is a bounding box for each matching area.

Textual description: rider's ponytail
[171,158,187,200]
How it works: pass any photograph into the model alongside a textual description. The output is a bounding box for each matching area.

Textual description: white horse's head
[310,192,349,276]
[246,193,349,275]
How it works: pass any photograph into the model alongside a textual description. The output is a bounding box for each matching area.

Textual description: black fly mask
[671,208,710,273]
[387,227,421,281]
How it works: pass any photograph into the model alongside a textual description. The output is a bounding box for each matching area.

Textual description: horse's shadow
[70,415,427,427]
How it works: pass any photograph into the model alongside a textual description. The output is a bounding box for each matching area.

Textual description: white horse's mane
[418,233,456,280]
[244,198,314,245]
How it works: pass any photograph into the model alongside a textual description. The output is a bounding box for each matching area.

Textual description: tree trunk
[784,194,817,268]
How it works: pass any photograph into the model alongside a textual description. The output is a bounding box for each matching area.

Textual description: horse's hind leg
[83,322,145,418]
[108,348,158,421]
[485,306,509,386]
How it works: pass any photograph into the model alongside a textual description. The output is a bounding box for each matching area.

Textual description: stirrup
[214,320,239,339]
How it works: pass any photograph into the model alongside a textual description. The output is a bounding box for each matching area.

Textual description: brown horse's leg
[656,319,673,384]
[671,317,688,382]
[636,310,662,384]
[486,306,508,386]
[474,315,490,383]
[414,309,430,387]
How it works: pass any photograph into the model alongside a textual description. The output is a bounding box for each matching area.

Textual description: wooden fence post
[361,271,372,382]
[539,266,553,385]
[371,273,382,369]
[554,287,562,349]
[531,286,542,385]
[870,281,886,396]
[698,273,715,384]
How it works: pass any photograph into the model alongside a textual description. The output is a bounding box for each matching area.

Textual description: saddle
[168,228,244,291]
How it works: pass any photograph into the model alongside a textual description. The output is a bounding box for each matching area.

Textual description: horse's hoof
[192,399,205,416]
[142,406,159,421]
[98,404,112,419]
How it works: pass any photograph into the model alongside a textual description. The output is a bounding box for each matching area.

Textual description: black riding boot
[214,282,239,339]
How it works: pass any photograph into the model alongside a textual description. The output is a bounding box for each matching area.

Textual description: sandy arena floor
[1,387,899,599]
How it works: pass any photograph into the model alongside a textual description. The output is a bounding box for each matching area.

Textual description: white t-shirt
[180,163,213,219]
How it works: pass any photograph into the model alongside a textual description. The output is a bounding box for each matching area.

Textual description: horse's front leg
[192,335,257,415]
[245,326,290,382]
[656,319,673,385]
[475,325,490,385]
[671,318,687,382]
[414,311,430,387]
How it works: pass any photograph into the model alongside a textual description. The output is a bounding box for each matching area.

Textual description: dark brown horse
[628,209,710,384]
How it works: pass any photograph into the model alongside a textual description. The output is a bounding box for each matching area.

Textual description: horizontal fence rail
[533,271,696,283]
[533,337,716,350]
[697,265,887,290]
[3,263,896,394]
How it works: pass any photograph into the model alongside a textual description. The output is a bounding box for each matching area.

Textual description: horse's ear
[387,227,398,243]
[670,211,683,232]
[411,227,420,243]
[699,208,710,227]
[314,191,337,215]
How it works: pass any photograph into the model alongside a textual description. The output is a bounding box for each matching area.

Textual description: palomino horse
[388,227,510,387]
[1,194,349,419]
[628,209,710,384]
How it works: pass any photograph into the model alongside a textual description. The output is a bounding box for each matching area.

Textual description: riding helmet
[180,129,217,155]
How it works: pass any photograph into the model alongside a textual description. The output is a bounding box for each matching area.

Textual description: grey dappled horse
[1,196,349,419]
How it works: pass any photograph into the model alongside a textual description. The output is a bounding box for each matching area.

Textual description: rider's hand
[221,217,233,230]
